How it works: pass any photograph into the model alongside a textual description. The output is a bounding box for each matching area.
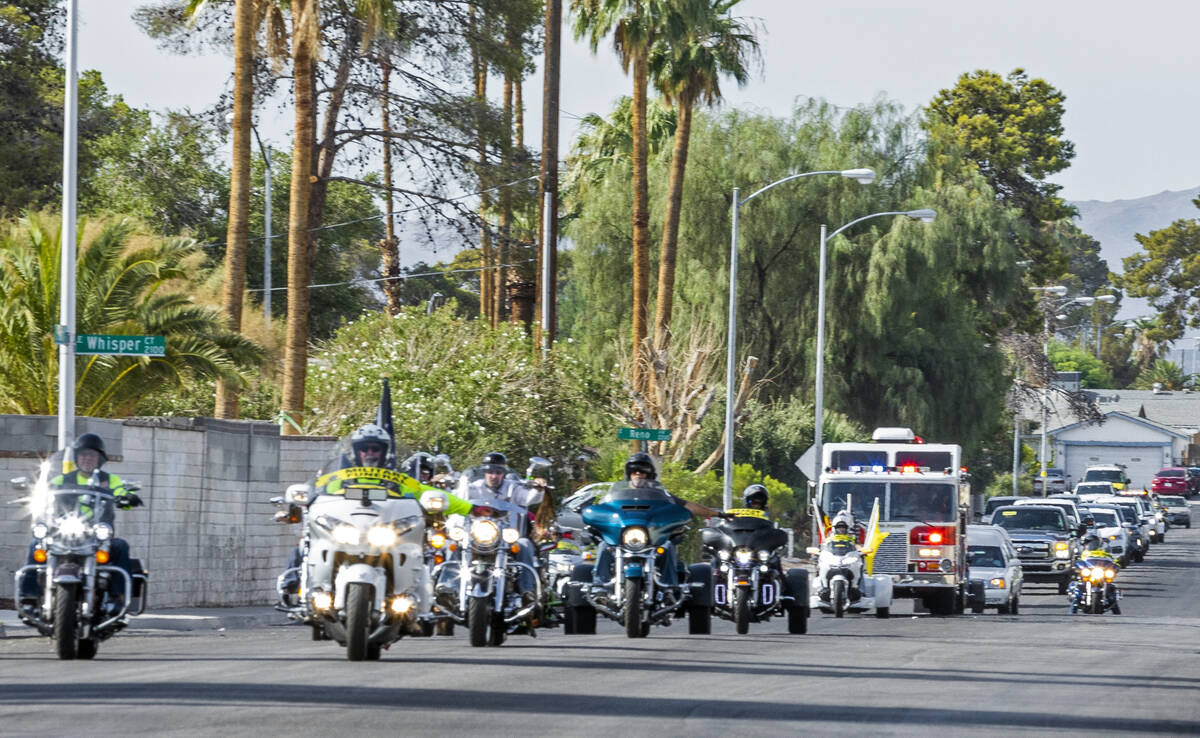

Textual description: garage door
[1063,445,1169,491]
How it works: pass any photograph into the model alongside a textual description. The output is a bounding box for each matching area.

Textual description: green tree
[1047,340,1113,388]
[925,69,1075,282]
[0,214,263,415]
[1116,198,1200,344]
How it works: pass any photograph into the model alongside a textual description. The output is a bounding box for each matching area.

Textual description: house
[1020,388,1200,488]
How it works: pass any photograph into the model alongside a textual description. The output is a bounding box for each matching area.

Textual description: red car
[1151,467,1191,495]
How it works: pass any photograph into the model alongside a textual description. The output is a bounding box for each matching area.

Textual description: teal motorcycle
[564,481,713,637]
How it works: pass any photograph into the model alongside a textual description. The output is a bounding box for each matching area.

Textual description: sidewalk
[0,605,288,638]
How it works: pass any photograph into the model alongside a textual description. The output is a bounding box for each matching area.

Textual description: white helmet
[351,423,391,464]
[832,510,855,532]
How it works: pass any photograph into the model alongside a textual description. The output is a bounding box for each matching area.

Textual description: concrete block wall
[0,415,335,608]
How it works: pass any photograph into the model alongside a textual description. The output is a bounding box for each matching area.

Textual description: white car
[1075,482,1117,498]
[966,524,1023,615]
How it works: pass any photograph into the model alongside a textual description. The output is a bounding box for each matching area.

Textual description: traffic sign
[794,444,817,480]
[618,427,671,442]
[75,334,165,356]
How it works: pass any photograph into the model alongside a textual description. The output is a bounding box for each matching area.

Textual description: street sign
[75,334,165,356]
[794,444,817,480]
[618,427,671,442]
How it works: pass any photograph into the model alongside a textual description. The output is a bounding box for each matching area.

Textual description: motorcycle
[434,496,542,647]
[701,509,809,634]
[807,526,893,619]
[1067,553,1122,615]
[565,480,714,638]
[12,456,148,659]
[273,438,432,661]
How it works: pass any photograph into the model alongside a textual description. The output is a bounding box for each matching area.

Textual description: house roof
[1051,410,1191,439]
[1020,388,1200,435]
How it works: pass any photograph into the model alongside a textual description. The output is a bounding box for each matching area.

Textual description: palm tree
[566,96,677,186]
[571,0,692,397]
[0,215,264,416]
[649,0,757,354]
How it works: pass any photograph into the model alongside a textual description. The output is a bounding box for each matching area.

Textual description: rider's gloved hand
[718,511,736,520]
[119,493,144,508]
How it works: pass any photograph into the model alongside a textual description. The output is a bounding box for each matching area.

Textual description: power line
[247,259,537,293]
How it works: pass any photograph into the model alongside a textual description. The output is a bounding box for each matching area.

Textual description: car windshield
[1084,469,1124,483]
[1159,496,1186,506]
[993,507,1066,531]
[1076,484,1112,495]
[967,545,1005,568]
[1156,469,1184,477]
[1112,505,1138,524]
[1086,509,1120,527]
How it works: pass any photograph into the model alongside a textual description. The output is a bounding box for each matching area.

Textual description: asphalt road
[3,507,1199,737]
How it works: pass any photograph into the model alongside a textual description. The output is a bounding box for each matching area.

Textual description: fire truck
[814,427,976,615]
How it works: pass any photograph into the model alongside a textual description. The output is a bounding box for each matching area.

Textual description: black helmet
[405,453,434,479]
[624,452,657,480]
[73,433,108,465]
[742,484,768,508]
[481,451,508,473]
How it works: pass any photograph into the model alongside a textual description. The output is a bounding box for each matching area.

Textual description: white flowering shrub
[306,305,618,469]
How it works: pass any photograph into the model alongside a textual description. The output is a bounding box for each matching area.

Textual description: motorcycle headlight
[367,525,398,548]
[717,549,730,560]
[32,523,49,540]
[471,519,500,546]
[448,525,466,541]
[59,515,87,539]
[94,523,113,542]
[734,547,753,564]
[621,527,648,550]
[1089,570,1104,582]
[1079,567,1092,578]
[311,591,334,611]
[332,524,361,546]
[428,531,446,548]
[501,527,520,544]
[757,550,770,562]
[1104,569,1114,580]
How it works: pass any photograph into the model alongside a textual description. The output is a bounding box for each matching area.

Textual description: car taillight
[910,526,956,545]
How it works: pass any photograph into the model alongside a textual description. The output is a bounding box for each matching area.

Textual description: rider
[742,484,769,515]
[830,510,857,544]
[1079,533,1116,563]
[592,452,727,587]
[19,433,143,615]
[460,452,543,599]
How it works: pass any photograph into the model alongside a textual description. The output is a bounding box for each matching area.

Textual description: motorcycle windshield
[825,539,857,555]
[712,515,788,552]
[595,480,674,504]
[311,433,419,498]
[583,481,690,547]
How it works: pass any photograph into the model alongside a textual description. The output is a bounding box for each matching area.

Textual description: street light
[812,208,937,484]
[722,168,876,509]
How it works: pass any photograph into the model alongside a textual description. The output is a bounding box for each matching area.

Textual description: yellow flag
[860,498,889,575]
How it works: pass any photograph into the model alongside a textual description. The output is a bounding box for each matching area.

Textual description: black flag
[375,377,397,468]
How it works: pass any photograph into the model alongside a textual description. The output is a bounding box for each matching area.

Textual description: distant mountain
[1071,187,1200,319]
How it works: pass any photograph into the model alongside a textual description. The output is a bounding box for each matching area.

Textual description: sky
[79,0,1200,204]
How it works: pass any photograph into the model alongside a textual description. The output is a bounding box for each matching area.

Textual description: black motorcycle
[701,512,808,634]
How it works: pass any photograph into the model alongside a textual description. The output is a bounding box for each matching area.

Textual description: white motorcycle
[808,534,893,618]
[274,451,433,661]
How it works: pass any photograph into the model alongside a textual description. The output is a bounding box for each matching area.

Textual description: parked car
[989,505,1077,593]
[1158,495,1192,528]
[1151,467,1191,496]
[1082,464,1132,492]
[1187,467,1200,496]
[965,524,1023,614]
[1032,467,1068,495]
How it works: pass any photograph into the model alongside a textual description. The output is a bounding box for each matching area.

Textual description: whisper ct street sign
[75,334,165,356]
[618,427,671,442]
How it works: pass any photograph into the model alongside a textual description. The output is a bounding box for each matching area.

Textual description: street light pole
[248,124,272,323]
[57,0,79,453]
[813,208,937,483]
[722,168,875,510]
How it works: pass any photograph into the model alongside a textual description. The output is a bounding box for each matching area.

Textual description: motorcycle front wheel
[734,588,751,635]
[1089,586,1104,615]
[832,580,847,618]
[54,584,78,660]
[624,579,644,638]
[345,582,372,660]
[469,596,491,647]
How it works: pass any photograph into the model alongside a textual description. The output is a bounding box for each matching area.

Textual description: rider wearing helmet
[1080,533,1114,562]
[830,510,857,543]
[459,451,545,600]
[592,453,729,588]
[742,484,769,513]
[20,434,142,616]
